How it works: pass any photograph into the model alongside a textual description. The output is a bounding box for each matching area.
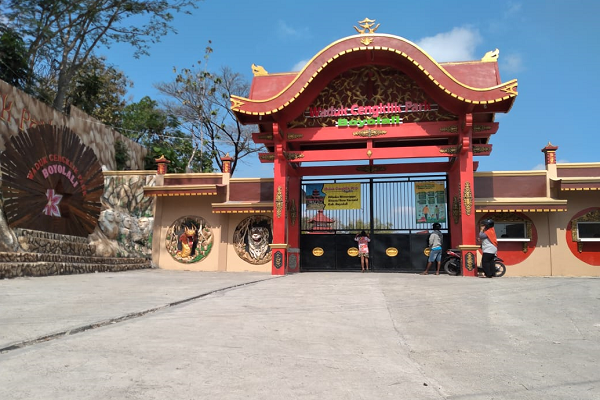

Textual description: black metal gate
[300,175,449,272]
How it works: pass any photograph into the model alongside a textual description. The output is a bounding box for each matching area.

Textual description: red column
[454,114,478,277]
[270,124,289,275]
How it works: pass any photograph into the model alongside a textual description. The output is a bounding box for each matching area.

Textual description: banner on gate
[415,181,446,224]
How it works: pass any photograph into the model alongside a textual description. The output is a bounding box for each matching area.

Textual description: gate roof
[231,33,518,126]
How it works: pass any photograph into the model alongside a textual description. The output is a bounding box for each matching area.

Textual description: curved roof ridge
[231,33,517,116]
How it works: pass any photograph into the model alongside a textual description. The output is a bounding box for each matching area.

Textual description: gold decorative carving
[275,186,283,218]
[313,247,324,257]
[251,64,268,76]
[440,125,459,133]
[356,165,386,173]
[354,18,380,34]
[259,154,275,161]
[288,65,457,129]
[353,129,387,137]
[481,49,499,62]
[287,133,303,140]
[360,37,374,46]
[465,252,475,271]
[452,195,461,225]
[501,82,518,96]
[473,145,491,154]
[473,125,492,132]
[367,150,372,158]
[463,182,473,216]
[257,134,273,140]
[230,98,245,110]
[284,152,304,160]
[440,147,459,155]
[570,209,600,252]
[347,247,359,257]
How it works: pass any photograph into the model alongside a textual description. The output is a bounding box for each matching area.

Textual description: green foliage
[0,24,29,90]
[114,139,130,170]
[121,96,214,173]
[5,0,202,110]
[340,218,394,233]
[66,56,132,126]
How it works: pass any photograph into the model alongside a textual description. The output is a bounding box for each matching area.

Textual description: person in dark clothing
[478,219,498,278]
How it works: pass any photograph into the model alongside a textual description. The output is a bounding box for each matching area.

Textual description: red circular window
[478,213,536,265]
[565,207,600,266]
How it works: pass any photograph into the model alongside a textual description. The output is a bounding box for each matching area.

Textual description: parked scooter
[442,249,506,277]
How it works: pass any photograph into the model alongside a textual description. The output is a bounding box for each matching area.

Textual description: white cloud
[277,20,310,39]
[291,59,309,72]
[504,2,522,18]
[500,53,524,73]
[532,159,568,170]
[415,27,482,62]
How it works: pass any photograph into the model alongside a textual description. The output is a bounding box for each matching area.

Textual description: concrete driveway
[1,270,599,399]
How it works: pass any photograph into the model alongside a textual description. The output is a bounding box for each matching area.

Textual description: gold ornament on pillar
[275,186,284,218]
[463,182,473,216]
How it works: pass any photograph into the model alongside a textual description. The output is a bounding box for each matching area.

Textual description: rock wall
[89,171,156,259]
[0,79,146,170]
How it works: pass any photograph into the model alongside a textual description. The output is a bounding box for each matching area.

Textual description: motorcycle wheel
[443,258,461,276]
[494,261,506,277]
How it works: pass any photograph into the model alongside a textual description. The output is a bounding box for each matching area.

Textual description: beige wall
[500,195,600,277]
[548,194,600,276]
[0,79,146,170]
[151,191,272,272]
[503,213,553,277]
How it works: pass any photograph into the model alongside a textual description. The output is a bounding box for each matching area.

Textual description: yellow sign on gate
[322,182,361,210]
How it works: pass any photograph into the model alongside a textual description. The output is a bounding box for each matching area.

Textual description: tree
[155,46,263,175]
[340,218,394,233]
[66,56,132,126]
[120,96,213,173]
[0,24,29,90]
[4,0,201,111]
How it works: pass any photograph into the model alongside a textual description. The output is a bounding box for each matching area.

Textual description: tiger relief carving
[233,216,273,265]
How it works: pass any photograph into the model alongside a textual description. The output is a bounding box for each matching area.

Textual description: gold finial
[354,18,380,34]
[481,49,499,62]
[251,64,269,76]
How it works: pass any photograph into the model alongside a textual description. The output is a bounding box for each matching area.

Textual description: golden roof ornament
[251,63,268,76]
[481,49,500,62]
[354,18,380,45]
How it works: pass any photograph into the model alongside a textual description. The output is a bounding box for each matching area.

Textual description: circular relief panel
[165,216,213,263]
[233,215,273,265]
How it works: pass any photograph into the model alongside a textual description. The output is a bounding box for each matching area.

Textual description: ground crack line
[0,277,280,354]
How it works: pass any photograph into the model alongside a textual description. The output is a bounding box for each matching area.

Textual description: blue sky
[103,0,600,178]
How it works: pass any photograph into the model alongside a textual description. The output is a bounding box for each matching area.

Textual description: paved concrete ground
[0,270,599,400]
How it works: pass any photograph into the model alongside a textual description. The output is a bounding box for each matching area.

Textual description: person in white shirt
[420,223,443,275]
